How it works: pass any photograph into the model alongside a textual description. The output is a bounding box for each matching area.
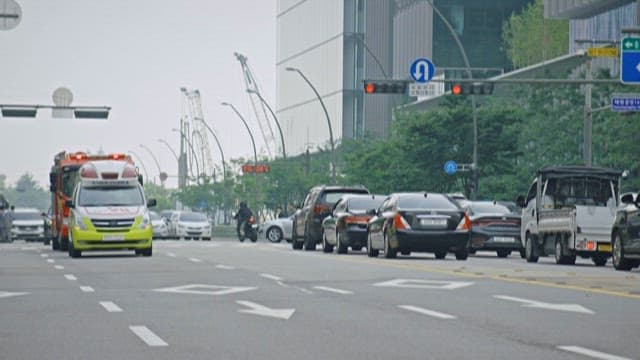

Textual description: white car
[11,208,46,242]
[150,211,169,239]
[172,211,211,240]
[258,215,294,243]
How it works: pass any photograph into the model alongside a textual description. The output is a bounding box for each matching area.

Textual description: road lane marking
[54,265,64,270]
[40,254,48,258]
[46,259,55,263]
[216,265,235,270]
[129,326,168,347]
[494,295,594,314]
[80,286,95,293]
[189,257,202,263]
[166,252,176,257]
[100,301,123,313]
[313,286,353,295]
[374,279,474,290]
[154,284,257,296]
[557,346,631,360]
[260,273,283,281]
[236,300,295,320]
[398,305,456,320]
[64,274,77,281]
[0,291,29,299]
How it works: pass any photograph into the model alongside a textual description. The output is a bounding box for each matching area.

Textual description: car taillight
[62,206,70,217]
[80,164,98,178]
[394,214,410,230]
[457,213,471,231]
[248,216,255,224]
[314,204,330,215]
[345,216,369,224]
[109,153,126,160]
[122,165,137,178]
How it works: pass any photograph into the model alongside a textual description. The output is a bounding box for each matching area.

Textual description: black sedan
[611,193,640,271]
[367,193,470,260]
[467,201,523,258]
[321,194,385,254]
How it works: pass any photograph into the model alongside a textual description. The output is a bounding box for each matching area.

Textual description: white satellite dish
[0,0,22,31]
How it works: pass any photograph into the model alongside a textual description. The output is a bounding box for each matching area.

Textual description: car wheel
[496,249,511,258]
[367,233,379,258]
[383,231,396,259]
[468,248,476,255]
[613,233,633,271]
[60,236,69,251]
[292,225,303,250]
[455,248,468,260]
[266,227,283,243]
[336,230,348,254]
[434,250,447,259]
[52,236,60,250]
[592,254,607,267]
[68,238,81,258]
[303,225,316,251]
[519,249,526,258]
[322,231,333,253]
[142,247,152,257]
[525,233,539,263]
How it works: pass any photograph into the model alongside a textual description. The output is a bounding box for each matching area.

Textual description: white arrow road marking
[100,301,123,313]
[313,286,353,295]
[64,274,77,281]
[260,273,283,281]
[54,265,64,270]
[40,254,48,258]
[80,286,94,293]
[558,346,631,360]
[188,258,202,263]
[166,252,176,257]
[399,305,456,320]
[236,300,295,320]
[154,284,256,296]
[129,326,168,347]
[374,279,474,290]
[494,295,594,314]
[46,259,54,263]
[0,291,29,299]
[216,264,235,270]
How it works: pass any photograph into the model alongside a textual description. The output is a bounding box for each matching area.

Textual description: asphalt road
[1,238,639,360]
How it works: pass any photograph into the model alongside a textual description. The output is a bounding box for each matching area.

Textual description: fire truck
[49,151,136,251]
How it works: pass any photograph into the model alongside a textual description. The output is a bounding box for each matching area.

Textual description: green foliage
[142,183,174,211]
[3,173,49,210]
[502,0,569,69]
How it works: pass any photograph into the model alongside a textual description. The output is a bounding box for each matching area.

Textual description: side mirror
[41,212,47,217]
[621,194,635,205]
[515,195,525,208]
[366,208,377,216]
[65,199,75,209]
[147,198,157,208]
[49,184,55,193]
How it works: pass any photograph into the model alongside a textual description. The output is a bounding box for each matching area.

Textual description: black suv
[292,185,370,250]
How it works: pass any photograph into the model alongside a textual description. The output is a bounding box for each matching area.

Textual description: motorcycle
[238,215,258,242]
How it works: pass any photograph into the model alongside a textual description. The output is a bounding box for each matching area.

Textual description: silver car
[258,215,294,243]
[150,211,169,239]
[11,208,46,242]
[172,212,212,240]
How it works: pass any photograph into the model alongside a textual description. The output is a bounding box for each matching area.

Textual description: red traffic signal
[449,82,494,96]
[363,80,407,94]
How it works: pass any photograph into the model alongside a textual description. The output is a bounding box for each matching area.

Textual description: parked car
[367,193,470,260]
[321,194,385,254]
[150,211,169,239]
[171,211,211,240]
[160,210,176,223]
[258,214,294,243]
[42,207,52,245]
[611,192,640,271]
[447,192,470,208]
[11,208,46,242]
[292,185,370,251]
[467,201,523,258]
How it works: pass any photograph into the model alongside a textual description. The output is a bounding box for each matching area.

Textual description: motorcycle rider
[234,201,253,240]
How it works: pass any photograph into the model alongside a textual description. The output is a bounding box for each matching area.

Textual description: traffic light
[363,80,407,94]
[450,82,494,96]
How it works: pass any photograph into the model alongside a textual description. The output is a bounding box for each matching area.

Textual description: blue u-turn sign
[410,58,435,83]
[444,160,458,175]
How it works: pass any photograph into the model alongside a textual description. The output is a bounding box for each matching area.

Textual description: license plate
[493,237,515,243]
[103,234,125,242]
[420,219,447,226]
[597,244,612,253]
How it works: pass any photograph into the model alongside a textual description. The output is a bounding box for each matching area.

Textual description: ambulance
[66,160,156,258]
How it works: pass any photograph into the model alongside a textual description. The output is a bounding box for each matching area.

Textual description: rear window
[348,197,384,211]
[398,194,459,210]
[179,212,208,222]
[322,190,368,204]
[13,211,42,221]
[469,203,510,215]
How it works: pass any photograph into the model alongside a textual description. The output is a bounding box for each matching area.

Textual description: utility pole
[584,58,593,167]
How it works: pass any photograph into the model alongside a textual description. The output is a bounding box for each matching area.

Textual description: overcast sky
[0,0,276,188]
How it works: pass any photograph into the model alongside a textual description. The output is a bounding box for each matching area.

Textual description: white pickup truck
[516,166,622,266]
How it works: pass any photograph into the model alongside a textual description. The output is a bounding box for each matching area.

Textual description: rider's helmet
[239,201,247,208]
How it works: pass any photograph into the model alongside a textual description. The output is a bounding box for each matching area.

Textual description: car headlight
[139,212,151,229]
[74,215,89,231]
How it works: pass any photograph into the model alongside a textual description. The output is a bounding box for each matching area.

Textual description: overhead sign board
[409,58,435,83]
[611,92,640,111]
[620,37,640,84]
[586,47,618,57]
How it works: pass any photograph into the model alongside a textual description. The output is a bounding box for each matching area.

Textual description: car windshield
[77,186,144,207]
[398,194,459,210]
[470,203,511,215]
[323,190,368,204]
[348,197,384,211]
[13,211,42,221]
[179,213,208,222]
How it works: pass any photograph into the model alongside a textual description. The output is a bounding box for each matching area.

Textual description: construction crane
[235,52,276,158]
[181,88,215,179]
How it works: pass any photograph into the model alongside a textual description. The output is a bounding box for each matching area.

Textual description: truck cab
[66,160,155,258]
[517,166,622,266]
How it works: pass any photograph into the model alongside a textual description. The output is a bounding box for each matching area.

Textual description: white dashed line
[189,258,202,263]
[216,265,235,270]
[100,301,123,313]
[64,274,77,281]
[40,254,48,258]
[260,273,283,281]
[313,286,353,295]
[398,305,456,320]
[80,286,95,293]
[46,259,55,263]
[557,346,631,360]
[129,326,168,347]
[54,265,64,270]
[166,252,176,257]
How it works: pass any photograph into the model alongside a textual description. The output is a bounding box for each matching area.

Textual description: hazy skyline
[0,0,277,188]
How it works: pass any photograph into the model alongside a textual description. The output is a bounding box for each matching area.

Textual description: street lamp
[246,89,286,159]
[128,150,149,183]
[157,138,178,161]
[221,102,258,207]
[172,128,201,184]
[285,67,336,184]
[139,144,164,185]
[193,117,227,181]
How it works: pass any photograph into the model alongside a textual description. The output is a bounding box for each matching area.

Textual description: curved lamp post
[139,144,163,184]
[246,89,286,160]
[285,67,336,184]
[128,150,150,183]
[172,128,201,184]
[157,138,179,161]
[194,117,227,181]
